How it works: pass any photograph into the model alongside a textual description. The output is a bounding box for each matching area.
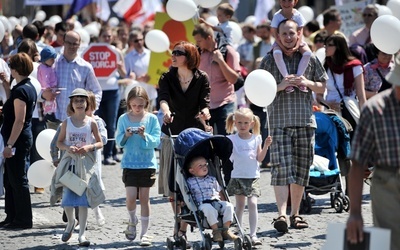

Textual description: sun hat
[40,46,57,63]
[385,54,400,86]
[69,88,88,98]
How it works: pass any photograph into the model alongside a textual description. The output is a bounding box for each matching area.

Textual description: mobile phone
[344,229,370,250]
[11,147,16,155]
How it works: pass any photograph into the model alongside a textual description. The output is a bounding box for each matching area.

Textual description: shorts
[122,168,156,187]
[227,178,261,197]
[270,127,315,186]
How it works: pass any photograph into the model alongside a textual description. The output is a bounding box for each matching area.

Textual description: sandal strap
[271,215,287,224]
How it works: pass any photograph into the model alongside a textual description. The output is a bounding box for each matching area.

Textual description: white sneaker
[251,236,262,246]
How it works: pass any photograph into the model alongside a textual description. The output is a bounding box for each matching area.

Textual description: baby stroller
[300,111,352,214]
[166,128,252,250]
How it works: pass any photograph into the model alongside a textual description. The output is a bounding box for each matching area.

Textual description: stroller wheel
[343,195,350,212]
[192,242,201,250]
[333,197,344,213]
[233,237,243,250]
[167,237,175,250]
[242,235,252,250]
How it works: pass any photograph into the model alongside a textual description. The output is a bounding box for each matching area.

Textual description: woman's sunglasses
[171,50,187,56]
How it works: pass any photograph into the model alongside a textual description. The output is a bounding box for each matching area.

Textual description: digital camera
[127,127,139,134]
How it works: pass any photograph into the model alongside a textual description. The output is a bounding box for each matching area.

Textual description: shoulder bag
[330,71,360,128]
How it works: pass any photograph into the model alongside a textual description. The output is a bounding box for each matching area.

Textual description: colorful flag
[66,0,94,19]
[95,0,111,21]
[112,0,163,24]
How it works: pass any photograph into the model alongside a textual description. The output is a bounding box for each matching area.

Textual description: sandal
[124,217,138,241]
[272,215,288,233]
[140,234,153,246]
[290,215,309,229]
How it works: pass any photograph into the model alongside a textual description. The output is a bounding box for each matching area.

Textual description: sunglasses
[171,50,187,56]
[363,13,375,17]
[314,39,324,43]
[133,38,143,43]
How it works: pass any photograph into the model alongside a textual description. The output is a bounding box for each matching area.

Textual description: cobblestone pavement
[0,156,373,250]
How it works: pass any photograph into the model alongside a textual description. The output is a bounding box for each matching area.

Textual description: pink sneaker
[285,86,295,93]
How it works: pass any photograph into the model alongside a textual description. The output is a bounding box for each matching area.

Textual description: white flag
[254,0,275,26]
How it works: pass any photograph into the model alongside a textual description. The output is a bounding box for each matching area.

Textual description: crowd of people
[0,0,398,249]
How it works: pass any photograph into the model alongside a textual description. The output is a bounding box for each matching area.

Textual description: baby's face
[189,158,209,177]
[45,57,55,66]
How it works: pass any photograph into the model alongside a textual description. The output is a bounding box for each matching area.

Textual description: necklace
[178,72,193,85]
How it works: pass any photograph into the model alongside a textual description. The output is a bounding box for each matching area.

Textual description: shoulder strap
[330,70,344,100]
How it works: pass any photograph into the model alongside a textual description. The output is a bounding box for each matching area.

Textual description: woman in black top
[158,41,210,242]
[0,53,37,229]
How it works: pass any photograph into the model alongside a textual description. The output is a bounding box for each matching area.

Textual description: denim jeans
[209,102,234,136]
[95,89,120,159]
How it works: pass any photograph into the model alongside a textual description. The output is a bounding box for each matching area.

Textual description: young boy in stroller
[187,156,238,242]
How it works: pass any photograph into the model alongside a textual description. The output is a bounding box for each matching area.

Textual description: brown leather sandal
[272,215,288,233]
[290,215,309,229]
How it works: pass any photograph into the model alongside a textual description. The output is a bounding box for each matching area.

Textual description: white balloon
[74,20,82,30]
[244,69,277,107]
[108,17,120,27]
[166,0,197,22]
[315,47,325,65]
[230,21,242,44]
[0,16,12,33]
[124,80,140,100]
[371,15,400,54]
[27,160,55,188]
[298,6,314,23]
[49,15,62,24]
[8,16,19,29]
[19,16,28,27]
[75,28,90,45]
[36,129,57,162]
[35,10,46,22]
[0,21,4,42]
[316,14,323,29]
[83,22,100,37]
[198,0,221,8]
[376,4,393,16]
[387,0,400,19]
[145,29,170,53]
[205,16,219,27]
[244,15,256,25]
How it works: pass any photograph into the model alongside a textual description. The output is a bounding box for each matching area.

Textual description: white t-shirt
[228,133,262,178]
[271,9,306,29]
[325,66,363,103]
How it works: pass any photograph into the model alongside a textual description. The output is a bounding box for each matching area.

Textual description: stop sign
[82,43,119,79]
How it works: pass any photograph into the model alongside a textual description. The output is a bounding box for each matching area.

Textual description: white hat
[385,54,400,86]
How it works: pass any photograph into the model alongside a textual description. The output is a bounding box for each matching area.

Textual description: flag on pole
[112,0,163,24]
[229,0,240,10]
[95,0,111,21]
[66,0,94,19]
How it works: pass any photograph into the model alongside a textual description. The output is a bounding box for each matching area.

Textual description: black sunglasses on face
[363,13,375,17]
[171,50,187,56]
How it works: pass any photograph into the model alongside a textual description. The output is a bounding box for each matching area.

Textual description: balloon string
[264,107,271,137]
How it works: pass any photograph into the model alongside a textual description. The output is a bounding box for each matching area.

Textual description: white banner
[25,0,73,5]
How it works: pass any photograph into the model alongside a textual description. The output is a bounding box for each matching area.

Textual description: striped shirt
[187,175,221,204]
[54,55,102,121]
[350,89,400,169]
[259,52,328,129]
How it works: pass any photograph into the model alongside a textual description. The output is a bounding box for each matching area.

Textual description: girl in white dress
[56,88,103,247]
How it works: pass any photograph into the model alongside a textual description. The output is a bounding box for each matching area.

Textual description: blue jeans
[95,89,120,159]
[209,102,234,136]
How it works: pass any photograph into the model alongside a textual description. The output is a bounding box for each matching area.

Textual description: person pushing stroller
[187,156,238,242]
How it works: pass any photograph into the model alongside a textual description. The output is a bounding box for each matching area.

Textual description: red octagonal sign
[82,43,119,79]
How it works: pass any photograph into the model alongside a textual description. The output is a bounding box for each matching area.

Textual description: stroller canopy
[174,128,233,171]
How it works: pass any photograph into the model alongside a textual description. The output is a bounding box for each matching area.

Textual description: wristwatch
[7,144,13,149]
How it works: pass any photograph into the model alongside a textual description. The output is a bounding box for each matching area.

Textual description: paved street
[0,155,373,250]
